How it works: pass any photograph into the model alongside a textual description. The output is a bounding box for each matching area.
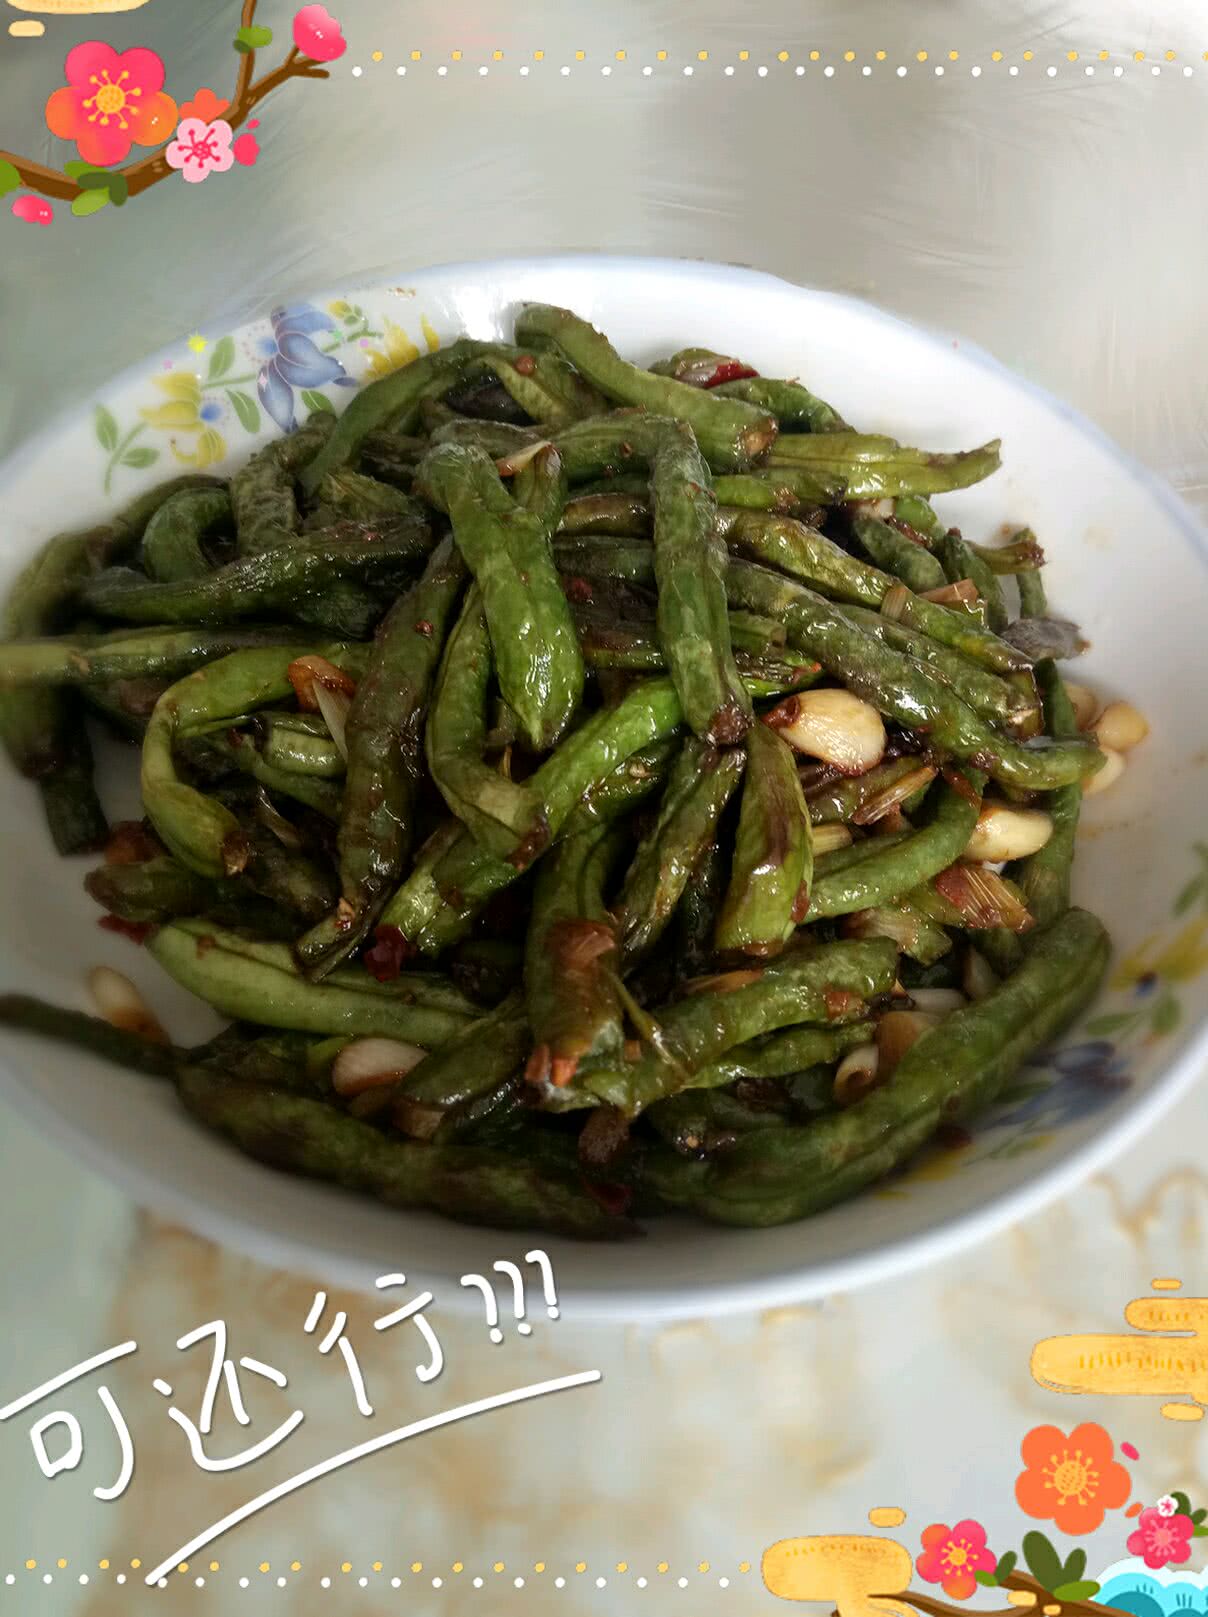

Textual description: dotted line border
[347,47,1203,80]
[2,1555,756,1593]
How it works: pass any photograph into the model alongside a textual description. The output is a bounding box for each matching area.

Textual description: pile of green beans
[0,305,1112,1241]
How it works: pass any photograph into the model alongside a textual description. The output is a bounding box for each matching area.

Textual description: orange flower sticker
[1015,1422,1131,1535]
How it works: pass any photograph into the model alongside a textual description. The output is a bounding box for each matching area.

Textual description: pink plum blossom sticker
[165,118,235,184]
[11,196,54,225]
[292,5,347,62]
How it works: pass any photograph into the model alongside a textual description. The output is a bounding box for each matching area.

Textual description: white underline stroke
[143,1369,601,1585]
[0,1341,138,1421]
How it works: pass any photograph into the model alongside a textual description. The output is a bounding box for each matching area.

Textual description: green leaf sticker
[1022,1531,1064,1593]
[1194,1525,1208,1538]
[1062,1549,1087,1583]
[1173,1491,1193,1517]
[995,1552,1017,1583]
[121,446,159,470]
[1053,1583,1100,1602]
[63,160,95,180]
[1192,1507,1206,1524]
[232,38,252,54]
[94,405,119,453]
[77,169,111,191]
[71,188,110,218]
[300,389,335,415]
[207,336,236,382]
[236,23,273,47]
[0,160,21,198]
[975,1572,998,1588]
[107,172,129,208]
[227,390,261,434]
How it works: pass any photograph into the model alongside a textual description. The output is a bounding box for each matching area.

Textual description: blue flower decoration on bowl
[991,1040,1134,1132]
[1098,1559,1208,1617]
[256,304,356,433]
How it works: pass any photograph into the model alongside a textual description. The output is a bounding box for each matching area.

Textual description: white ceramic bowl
[2,256,1206,1321]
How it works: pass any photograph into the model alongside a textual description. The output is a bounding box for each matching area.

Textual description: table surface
[1,2,1206,1608]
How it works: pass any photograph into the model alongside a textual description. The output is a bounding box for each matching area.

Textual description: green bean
[82,519,432,632]
[420,442,583,751]
[536,415,753,741]
[0,993,184,1079]
[179,730,345,818]
[424,589,548,863]
[713,469,844,509]
[666,908,1108,1225]
[646,1087,792,1152]
[714,509,1030,675]
[296,537,468,978]
[1,475,222,847]
[142,487,232,582]
[311,469,428,529]
[805,756,930,825]
[231,416,335,555]
[0,625,305,689]
[981,660,1084,975]
[525,826,626,1086]
[1017,662,1083,923]
[37,704,108,855]
[649,419,752,744]
[359,429,427,486]
[696,1021,873,1089]
[834,606,1034,729]
[892,495,948,542]
[573,608,790,673]
[804,773,984,918]
[84,854,288,934]
[715,722,811,957]
[843,897,953,965]
[648,350,849,435]
[581,938,898,1116]
[432,418,545,460]
[381,685,687,951]
[935,530,1009,632]
[851,514,947,594]
[148,919,473,1044]
[298,339,509,494]
[242,826,338,925]
[177,1070,632,1238]
[388,989,530,1138]
[141,643,366,877]
[711,375,849,434]
[969,532,1046,575]
[764,431,1002,499]
[673,839,727,981]
[731,564,1103,790]
[484,347,607,428]
[1016,564,1049,619]
[514,305,778,470]
[251,713,346,778]
[559,492,651,537]
[617,740,746,966]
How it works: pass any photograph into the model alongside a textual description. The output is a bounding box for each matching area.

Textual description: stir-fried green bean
[0,303,1124,1240]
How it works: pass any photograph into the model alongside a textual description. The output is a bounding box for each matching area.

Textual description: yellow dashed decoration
[738,49,749,60]
[453,1562,465,1574]
[844,50,855,62]
[777,50,789,61]
[809,49,820,60]
[450,48,461,60]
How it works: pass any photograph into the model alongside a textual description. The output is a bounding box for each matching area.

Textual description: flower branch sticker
[1,0,345,224]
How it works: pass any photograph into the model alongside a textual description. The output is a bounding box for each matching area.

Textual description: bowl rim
[2,250,1206,1321]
